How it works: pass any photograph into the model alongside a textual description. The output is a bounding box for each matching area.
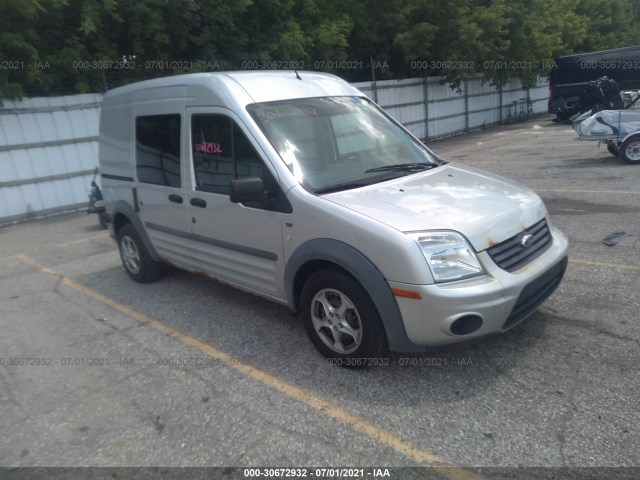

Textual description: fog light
[450,315,483,335]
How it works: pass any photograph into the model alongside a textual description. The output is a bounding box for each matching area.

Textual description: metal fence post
[464,78,469,133]
[422,76,430,141]
[499,84,503,124]
[370,57,378,103]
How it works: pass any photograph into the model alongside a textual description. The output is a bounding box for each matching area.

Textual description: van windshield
[247,96,441,194]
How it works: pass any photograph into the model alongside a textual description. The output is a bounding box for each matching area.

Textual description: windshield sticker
[257,106,319,123]
[194,142,223,154]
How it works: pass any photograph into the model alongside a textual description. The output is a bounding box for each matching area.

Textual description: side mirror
[230,177,265,204]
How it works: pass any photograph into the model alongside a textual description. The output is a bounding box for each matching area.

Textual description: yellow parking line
[15,253,482,480]
[57,232,109,247]
[569,259,640,271]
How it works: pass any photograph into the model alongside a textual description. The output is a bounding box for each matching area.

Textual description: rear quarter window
[135,114,181,187]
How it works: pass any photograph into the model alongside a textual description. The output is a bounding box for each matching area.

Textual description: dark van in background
[548,44,640,113]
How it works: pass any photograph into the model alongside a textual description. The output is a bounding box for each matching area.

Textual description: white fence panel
[0,94,102,225]
[354,74,549,141]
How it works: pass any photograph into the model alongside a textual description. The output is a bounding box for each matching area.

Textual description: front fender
[284,238,426,353]
[621,131,640,144]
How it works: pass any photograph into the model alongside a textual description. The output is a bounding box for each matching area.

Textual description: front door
[186,108,289,300]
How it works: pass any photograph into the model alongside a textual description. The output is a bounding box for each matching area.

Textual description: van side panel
[100,96,134,181]
[100,92,137,241]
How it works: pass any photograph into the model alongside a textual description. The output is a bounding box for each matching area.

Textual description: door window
[191,115,266,194]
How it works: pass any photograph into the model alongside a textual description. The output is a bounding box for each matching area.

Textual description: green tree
[399,0,510,87]
[342,0,409,79]
[497,0,588,87]
[189,0,252,70]
[33,0,121,94]
[2,0,640,99]
[575,0,640,52]
[293,0,352,63]
[0,0,45,99]
[236,0,352,64]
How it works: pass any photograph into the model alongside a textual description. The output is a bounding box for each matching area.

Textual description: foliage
[1,0,639,99]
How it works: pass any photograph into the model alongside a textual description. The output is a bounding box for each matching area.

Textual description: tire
[606,142,619,156]
[300,267,386,368]
[117,223,163,283]
[619,135,640,165]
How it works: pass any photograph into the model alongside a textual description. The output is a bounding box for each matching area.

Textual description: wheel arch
[111,200,160,261]
[619,133,640,164]
[284,238,425,353]
[621,131,640,145]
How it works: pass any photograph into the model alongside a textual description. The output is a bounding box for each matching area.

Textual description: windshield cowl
[364,162,438,174]
[314,182,372,194]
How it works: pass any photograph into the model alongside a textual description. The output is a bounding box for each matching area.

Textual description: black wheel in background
[620,135,640,165]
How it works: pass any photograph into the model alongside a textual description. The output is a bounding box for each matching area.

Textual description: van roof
[103,71,363,105]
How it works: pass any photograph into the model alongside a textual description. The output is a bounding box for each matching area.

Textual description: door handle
[168,194,183,204]
[190,198,207,208]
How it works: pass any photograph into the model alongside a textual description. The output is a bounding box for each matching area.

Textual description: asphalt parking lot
[1,116,639,478]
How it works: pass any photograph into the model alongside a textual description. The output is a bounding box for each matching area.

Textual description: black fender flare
[111,200,160,262]
[284,238,425,353]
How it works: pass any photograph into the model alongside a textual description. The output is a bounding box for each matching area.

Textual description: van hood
[323,164,547,252]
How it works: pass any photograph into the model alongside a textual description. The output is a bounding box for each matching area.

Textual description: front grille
[487,219,552,272]
[503,256,568,330]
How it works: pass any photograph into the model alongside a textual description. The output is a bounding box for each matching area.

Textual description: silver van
[99,71,568,367]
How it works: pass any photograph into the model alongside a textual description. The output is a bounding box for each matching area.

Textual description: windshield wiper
[314,181,370,194]
[364,163,438,173]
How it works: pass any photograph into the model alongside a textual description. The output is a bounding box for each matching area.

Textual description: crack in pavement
[0,368,24,412]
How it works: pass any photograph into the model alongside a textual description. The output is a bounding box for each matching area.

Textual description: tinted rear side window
[136,114,181,187]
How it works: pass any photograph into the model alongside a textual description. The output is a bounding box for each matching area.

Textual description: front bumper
[389,225,569,346]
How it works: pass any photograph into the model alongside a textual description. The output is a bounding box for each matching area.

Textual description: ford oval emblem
[520,234,534,248]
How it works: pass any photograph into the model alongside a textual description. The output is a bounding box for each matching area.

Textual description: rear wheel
[117,223,163,283]
[620,135,640,165]
[98,212,110,229]
[300,267,386,368]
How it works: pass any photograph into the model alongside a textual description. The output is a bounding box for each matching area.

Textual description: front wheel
[620,135,640,164]
[117,224,163,283]
[300,267,386,368]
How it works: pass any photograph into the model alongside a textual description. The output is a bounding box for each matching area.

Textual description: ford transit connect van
[99,71,568,366]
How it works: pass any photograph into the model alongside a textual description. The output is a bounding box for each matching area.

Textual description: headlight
[406,231,484,283]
